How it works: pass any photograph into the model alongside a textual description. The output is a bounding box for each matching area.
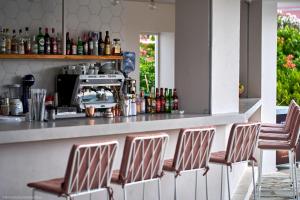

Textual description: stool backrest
[63,141,118,194]
[225,122,261,164]
[289,107,300,149]
[119,133,169,184]
[284,100,299,131]
[172,127,215,172]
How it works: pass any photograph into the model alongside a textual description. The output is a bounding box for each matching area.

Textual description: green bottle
[77,36,83,55]
[37,27,44,54]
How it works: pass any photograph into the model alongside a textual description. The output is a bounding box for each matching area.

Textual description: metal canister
[0,98,10,115]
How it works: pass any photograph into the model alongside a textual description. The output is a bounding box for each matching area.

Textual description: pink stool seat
[258,140,292,150]
[259,132,290,140]
[209,151,228,165]
[28,178,64,196]
[162,159,174,171]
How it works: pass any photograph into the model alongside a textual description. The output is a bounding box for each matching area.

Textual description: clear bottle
[88,32,93,55]
[37,27,44,54]
[93,32,98,56]
[0,28,6,54]
[140,89,146,113]
[50,28,57,54]
[56,32,62,55]
[31,35,38,54]
[5,28,11,54]
[11,29,18,54]
[24,27,31,54]
[18,29,25,54]
[71,39,77,55]
[112,38,121,55]
[83,33,88,55]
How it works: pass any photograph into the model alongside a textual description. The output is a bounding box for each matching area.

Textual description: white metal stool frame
[29,141,118,200]
[257,108,300,200]
[163,127,215,200]
[210,122,261,200]
[112,134,169,200]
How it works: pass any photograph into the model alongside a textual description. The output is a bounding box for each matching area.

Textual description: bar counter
[0,98,261,200]
[0,98,261,144]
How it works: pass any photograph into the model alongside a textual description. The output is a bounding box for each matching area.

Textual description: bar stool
[209,122,261,200]
[257,107,300,200]
[163,127,215,200]
[260,100,297,133]
[259,101,298,141]
[27,141,119,200]
[111,133,169,200]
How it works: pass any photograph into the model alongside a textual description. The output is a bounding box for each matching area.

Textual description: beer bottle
[66,32,71,55]
[156,88,161,113]
[44,28,51,54]
[160,88,165,113]
[104,31,111,55]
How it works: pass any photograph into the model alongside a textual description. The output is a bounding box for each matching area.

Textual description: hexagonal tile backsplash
[0,0,124,95]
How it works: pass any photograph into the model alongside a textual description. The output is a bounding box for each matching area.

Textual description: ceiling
[125,0,175,4]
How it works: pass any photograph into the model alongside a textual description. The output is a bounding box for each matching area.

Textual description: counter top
[0,98,261,144]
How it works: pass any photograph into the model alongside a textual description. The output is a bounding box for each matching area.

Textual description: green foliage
[140,43,155,93]
[277,14,300,106]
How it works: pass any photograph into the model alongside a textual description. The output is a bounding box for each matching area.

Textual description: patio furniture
[163,127,215,200]
[209,122,261,200]
[27,141,119,200]
[257,107,300,200]
[111,133,169,200]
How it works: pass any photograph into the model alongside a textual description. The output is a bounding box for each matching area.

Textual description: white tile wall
[0,0,125,95]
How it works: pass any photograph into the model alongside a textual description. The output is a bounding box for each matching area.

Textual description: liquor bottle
[155,88,161,113]
[151,87,156,113]
[77,36,83,55]
[167,88,172,113]
[88,32,93,55]
[164,88,170,113]
[44,28,51,54]
[172,88,179,111]
[50,28,57,54]
[66,32,71,55]
[5,29,11,54]
[24,27,31,54]
[18,29,25,54]
[56,32,62,54]
[31,35,38,54]
[93,32,98,56]
[11,29,18,54]
[98,32,105,55]
[37,27,44,54]
[140,89,146,114]
[83,33,88,55]
[0,28,6,54]
[104,31,111,55]
[71,39,77,55]
[160,88,165,113]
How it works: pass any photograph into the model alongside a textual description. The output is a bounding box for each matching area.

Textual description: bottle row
[132,88,179,115]
[65,31,121,56]
[0,27,122,56]
[0,27,63,55]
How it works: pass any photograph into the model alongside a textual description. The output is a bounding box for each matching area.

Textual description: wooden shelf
[0,54,123,60]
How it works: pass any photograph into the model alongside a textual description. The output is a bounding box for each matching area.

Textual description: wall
[211,0,240,114]
[175,0,211,114]
[0,0,175,95]
[159,32,175,88]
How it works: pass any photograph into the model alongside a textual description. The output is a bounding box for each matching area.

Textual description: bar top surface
[0,98,261,144]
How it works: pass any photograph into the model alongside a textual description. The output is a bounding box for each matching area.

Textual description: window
[139,34,159,94]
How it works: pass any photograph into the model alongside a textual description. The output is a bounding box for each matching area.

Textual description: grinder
[22,74,35,113]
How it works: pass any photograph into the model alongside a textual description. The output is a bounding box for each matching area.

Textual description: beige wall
[122,1,175,92]
[0,0,175,95]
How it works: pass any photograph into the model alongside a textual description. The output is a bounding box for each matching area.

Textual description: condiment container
[9,99,23,115]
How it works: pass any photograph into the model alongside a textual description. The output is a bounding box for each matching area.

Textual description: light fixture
[149,0,157,10]
[111,0,120,6]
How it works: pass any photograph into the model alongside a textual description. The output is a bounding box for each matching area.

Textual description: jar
[0,98,10,116]
[112,39,121,55]
[9,99,23,115]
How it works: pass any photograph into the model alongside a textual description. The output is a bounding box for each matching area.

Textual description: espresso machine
[57,74,124,111]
